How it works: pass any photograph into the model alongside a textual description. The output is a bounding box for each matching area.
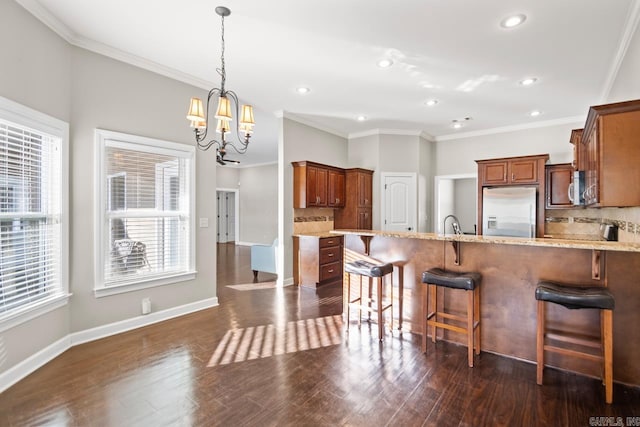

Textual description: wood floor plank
[1,242,639,426]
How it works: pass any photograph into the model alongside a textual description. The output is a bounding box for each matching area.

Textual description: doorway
[381,172,417,232]
[216,189,239,243]
[434,174,477,234]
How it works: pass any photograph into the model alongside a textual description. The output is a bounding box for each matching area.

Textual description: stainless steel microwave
[569,170,585,206]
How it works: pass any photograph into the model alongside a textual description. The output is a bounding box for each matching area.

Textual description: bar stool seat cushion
[535,281,615,310]
[421,268,481,291]
[345,259,393,278]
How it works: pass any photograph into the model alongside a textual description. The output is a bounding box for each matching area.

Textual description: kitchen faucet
[443,214,463,235]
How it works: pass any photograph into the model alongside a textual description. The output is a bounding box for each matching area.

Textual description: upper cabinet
[580,99,640,207]
[477,154,548,186]
[476,154,549,237]
[327,169,345,208]
[292,161,345,208]
[569,128,584,171]
[545,163,573,209]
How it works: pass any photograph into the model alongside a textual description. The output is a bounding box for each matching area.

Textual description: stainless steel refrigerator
[482,186,536,238]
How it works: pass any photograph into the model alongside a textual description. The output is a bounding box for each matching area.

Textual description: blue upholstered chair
[251,238,277,279]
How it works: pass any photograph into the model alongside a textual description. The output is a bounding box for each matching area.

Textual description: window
[95,130,195,296]
[0,96,69,329]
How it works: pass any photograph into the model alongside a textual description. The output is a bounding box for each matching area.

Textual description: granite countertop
[293,232,337,238]
[331,229,640,253]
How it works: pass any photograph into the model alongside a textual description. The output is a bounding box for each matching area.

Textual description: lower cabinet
[293,235,343,288]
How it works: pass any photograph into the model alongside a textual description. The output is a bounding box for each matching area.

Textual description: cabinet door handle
[512,173,516,181]
[328,269,334,273]
[328,253,334,257]
[336,198,340,203]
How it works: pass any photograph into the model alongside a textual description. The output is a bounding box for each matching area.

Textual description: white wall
[435,122,580,176]
[348,133,435,231]
[607,16,640,102]
[0,0,72,377]
[280,118,348,284]
[216,164,278,244]
[216,167,239,189]
[239,164,278,244]
[0,0,218,376]
[454,178,477,234]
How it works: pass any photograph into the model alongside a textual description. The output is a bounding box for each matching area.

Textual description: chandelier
[186,6,255,165]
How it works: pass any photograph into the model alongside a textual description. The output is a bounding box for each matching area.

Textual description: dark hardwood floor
[1,242,639,426]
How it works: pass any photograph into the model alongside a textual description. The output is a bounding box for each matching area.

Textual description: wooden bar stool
[535,281,615,403]
[421,268,481,367]
[344,259,394,341]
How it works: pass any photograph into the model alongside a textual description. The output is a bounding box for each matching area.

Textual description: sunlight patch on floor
[207,314,343,366]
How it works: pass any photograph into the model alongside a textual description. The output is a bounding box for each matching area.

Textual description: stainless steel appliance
[569,170,585,206]
[482,186,536,238]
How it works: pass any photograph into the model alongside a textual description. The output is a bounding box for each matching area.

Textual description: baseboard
[0,335,71,393]
[234,241,254,246]
[0,297,219,393]
[282,277,295,287]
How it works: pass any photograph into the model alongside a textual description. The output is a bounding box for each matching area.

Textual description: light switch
[199,218,209,228]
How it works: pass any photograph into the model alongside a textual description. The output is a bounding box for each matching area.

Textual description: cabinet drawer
[320,247,342,265]
[319,237,342,249]
[319,261,342,281]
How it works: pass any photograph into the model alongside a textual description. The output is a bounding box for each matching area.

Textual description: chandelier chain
[218,14,226,92]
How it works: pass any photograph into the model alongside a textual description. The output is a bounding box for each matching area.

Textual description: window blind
[102,141,192,287]
[0,120,63,315]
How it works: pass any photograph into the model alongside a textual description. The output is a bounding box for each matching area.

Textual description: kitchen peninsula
[332,229,640,387]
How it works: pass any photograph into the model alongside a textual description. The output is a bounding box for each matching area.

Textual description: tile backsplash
[293,208,334,234]
[545,207,640,242]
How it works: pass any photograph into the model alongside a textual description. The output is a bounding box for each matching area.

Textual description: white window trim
[93,129,196,297]
[0,96,70,329]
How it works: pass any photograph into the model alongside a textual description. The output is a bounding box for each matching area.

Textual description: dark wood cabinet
[293,235,343,288]
[569,128,584,171]
[580,99,640,207]
[327,169,345,207]
[545,163,573,209]
[476,154,549,237]
[292,161,344,208]
[334,168,374,230]
[478,156,542,186]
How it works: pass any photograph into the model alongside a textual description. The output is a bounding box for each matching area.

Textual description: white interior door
[381,173,417,232]
[216,191,237,243]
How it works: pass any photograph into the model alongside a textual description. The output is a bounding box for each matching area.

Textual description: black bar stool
[421,268,481,367]
[535,281,615,403]
[344,259,394,341]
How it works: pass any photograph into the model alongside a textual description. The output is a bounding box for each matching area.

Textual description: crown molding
[348,128,429,139]
[280,112,348,139]
[16,0,76,42]
[16,0,214,92]
[599,0,640,102]
[435,115,586,142]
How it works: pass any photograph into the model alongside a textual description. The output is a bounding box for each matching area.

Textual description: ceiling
[17,0,640,166]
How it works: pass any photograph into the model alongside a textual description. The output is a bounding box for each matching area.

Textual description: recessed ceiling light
[519,77,538,86]
[425,99,439,107]
[377,59,393,68]
[501,14,527,28]
[356,115,367,122]
[451,117,472,129]
[296,87,310,94]
[530,110,541,117]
